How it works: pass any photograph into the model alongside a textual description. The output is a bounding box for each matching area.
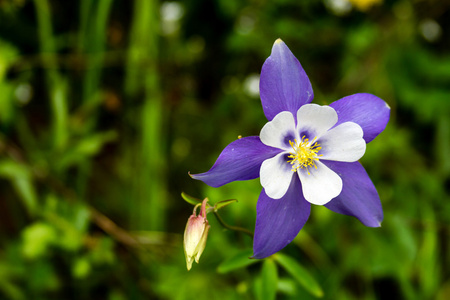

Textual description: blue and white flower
[191,39,390,258]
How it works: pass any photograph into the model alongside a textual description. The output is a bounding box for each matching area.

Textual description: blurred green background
[0,0,449,299]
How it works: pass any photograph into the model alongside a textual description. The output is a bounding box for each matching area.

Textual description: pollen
[287,136,322,174]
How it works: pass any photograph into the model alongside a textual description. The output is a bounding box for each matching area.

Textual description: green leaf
[72,256,91,279]
[74,130,117,156]
[261,259,278,300]
[21,222,57,259]
[0,160,38,215]
[0,40,19,80]
[253,275,263,300]
[181,192,203,206]
[274,253,323,298]
[214,199,238,211]
[277,278,298,296]
[217,249,258,274]
[57,131,117,171]
[0,83,15,125]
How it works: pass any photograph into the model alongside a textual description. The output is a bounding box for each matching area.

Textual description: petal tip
[189,171,207,182]
[361,212,384,228]
[260,39,314,120]
[250,251,270,260]
[366,221,382,228]
[368,214,383,227]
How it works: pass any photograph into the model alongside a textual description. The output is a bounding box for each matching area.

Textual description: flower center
[287,136,322,174]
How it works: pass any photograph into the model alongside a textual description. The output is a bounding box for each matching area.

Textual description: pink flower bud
[184,199,210,271]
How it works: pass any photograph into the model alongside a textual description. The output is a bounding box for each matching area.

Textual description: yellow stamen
[287,136,323,175]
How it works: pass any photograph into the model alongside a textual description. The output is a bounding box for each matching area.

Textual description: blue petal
[260,39,314,121]
[253,176,311,259]
[323,161,383,227]
[329,93,390,143]
[190,136,281,187]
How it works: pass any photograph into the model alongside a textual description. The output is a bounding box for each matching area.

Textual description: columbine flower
[190,39,390,259]
[184,198,210,270]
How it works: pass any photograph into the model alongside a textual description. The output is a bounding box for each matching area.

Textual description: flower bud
[184,199,210,271]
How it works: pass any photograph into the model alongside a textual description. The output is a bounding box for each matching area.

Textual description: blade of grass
[127,0,166,230]
[81,0,113,106]
[0,160,38,216]
[77,0,94,53]
[75,0,112,198]
[217,249,258,274]
[274,253,323,298]
[33,0,68,151]
[261,259,278,300]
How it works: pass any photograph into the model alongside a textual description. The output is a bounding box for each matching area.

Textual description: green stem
[127,0,166,231]
[81,0,113,106]
[213,212,254,238]
[34,0,68,151]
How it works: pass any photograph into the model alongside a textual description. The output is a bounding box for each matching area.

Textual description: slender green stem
[213,212,254,238]
[81,0,113,106]
[34,0,68,151]
[126,0,166,231]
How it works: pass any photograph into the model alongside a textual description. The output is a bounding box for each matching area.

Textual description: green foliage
[213,198,238,211]
[181,191,203,205]
[0,0,449,299]
[0,159,37,215]
[217,249,257,273]
[259,259,278,300]
[274,253,324,298]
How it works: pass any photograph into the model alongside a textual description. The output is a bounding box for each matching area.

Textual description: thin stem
[213,212,254,238]
[34,0,68,151]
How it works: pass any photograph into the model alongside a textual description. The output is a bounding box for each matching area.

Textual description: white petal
[318,122,366,162]
[298,161,342,205]
[296,104,338,139]
[260,111,297,150]
[260,152,294,199]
